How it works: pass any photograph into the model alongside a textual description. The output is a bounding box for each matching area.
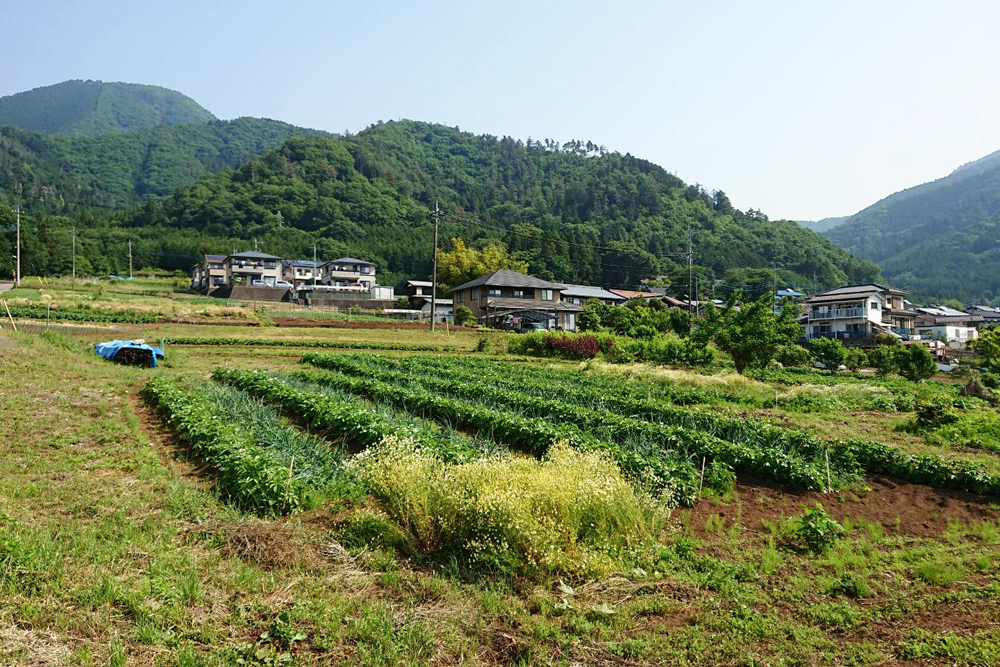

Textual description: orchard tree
[868,344,900,377]
[811,337,847,373]
[898,344,937,382]
[694,291,800,374]
[972,327,1000,372]
[845,348,868,372]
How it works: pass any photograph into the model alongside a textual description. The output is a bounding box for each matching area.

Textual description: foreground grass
[2,331,999,665]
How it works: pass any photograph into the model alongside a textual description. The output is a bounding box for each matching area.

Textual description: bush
[774,344,810,367]
[351,437,670,577]
[874,332,900,347]
[810,337,847,372]
[914,400,960,430]
[454,304,473,326]
[845,348,868,372]
[868,345,901,377]
[898,344,937,382]
[794,504,843,555]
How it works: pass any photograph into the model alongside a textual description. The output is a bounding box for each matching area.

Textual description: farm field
[1,318,999,665]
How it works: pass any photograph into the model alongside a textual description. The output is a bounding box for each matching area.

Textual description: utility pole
[312,242,317,290]
[430,202,440,332]
[127,239,133,280]
[254,238,259,252]
[14,205,20,288]
[687,227,694,315]
[772,262,777,313]
[71,228,77,281]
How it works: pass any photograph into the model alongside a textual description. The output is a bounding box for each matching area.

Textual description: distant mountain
[0,118,328,208]
[0,80,216,136]
[798,216,848,233]
[825,149,1000,304]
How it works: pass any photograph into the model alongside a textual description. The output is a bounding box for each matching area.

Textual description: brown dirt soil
[688,475,999,539]
[128,392,216,490]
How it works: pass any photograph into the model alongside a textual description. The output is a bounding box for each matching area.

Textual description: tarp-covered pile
[94,339,164,367]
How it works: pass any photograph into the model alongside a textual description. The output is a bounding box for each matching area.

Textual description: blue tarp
[94,340,165,367]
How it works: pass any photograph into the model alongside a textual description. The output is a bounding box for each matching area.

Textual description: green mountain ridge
[824,149,1000,304]
[0,80,216,136]
[0,118,329,209]
[17,120,874,290]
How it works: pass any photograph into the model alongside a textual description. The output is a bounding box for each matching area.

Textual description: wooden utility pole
[312,243,318,290]
[687,227,693,315]
[127,239,133,279]
[772,262,777,313]
[430,202,440,332]
[71,228,76,281]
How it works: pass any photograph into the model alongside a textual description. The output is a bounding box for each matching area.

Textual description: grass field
[2,288,1000,666]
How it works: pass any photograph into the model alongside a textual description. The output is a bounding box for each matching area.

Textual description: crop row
[9,305,159,324]
[143,378,339,514]
[211,368,481,463]
[299,355,830,491]
[303,353,1000,499]
[166,336,461,352]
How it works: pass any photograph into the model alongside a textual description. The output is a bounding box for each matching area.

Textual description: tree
[845,348,868,372]
[972,327,1000,372]
[436,238,529,289]
[811,337,847,373]
[577,299,604,332]
[454,304,473,326]
[897,344,936,382]
[868,345,900,378]
[942,298,966,312]
[668,307,691,337]
[694,291,799,374]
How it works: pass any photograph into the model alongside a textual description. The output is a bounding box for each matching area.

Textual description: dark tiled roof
[329,257,376,266]
[555,284,624,301]
[283,259,321,268]
[919,315,984,324]
[449,269,561,293]
[806,290,881,304]
[812,283,907,299]
[608,289,660,299]
[229,251,282,260]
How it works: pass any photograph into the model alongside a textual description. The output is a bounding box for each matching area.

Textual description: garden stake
[281,455,296,512]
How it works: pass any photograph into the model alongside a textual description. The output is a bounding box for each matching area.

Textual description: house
[804,283,915,344]
[968,305,1000,324]
[190,254,227,292]
[412,296,454,322]
[556,284,626,307]
[914,305,982,344]
[448,269,581,331]
[281,260,322,289]
[404,280,434,308]
[322,257,376,289]
[225,251,283,287]
[608,289,662,301]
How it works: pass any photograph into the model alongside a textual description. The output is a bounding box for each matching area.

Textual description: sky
[5,0,1000,221]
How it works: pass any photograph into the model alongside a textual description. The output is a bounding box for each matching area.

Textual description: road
[0,282,12,292]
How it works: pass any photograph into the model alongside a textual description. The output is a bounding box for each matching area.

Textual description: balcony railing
[808,331,870,340]
[810,307,864,319]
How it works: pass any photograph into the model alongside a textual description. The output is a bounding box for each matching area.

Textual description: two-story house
[191,254,227,292]
[321,257,376,289]
[914,305,982,344]
[282,259,322,289]
[449,269,581,330]
[968,305,1000,324]
[225,251,283,286]
[804,285,891,344]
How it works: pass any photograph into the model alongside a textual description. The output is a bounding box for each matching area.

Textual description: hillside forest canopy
[0,120,881,292]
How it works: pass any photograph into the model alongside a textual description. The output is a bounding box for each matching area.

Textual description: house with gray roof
[804,283,916,344]
[449,269,581,330]
[556,284,626,306]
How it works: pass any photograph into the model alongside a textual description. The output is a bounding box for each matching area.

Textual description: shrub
[351,437,670,577]
[874,332,900,347]
[914,400,960,430]
[794,504,843,555]
[844,348,868,372]
[868,344,901,377]
[454,304,473,326]
[337,508,414,555]
[898,344,937,382]
[810,337,847,372]
[774,344,810,367]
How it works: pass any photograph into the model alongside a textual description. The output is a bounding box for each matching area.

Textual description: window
[564,313,576,330]
[541,289,554,301]
[513,289,525,298]
[870,301,880,310]
[471,289,478,300]
[361,266,372,275]
[487,288,502,296]
[456,291,464,303]
[264,261,276,269]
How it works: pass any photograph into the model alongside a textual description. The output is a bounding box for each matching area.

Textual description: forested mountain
[0,120,878,290]
[0,80,215,136]
[0,118,328,209]
[825,148,1000,304]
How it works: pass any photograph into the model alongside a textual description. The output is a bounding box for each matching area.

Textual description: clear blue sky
[6,0,1000,220]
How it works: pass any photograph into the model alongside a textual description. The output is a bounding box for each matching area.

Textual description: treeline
[1,120,880,291]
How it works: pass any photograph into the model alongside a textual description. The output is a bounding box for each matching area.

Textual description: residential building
[190,254,226,292]
[404,279,434,308]
[608,289,662,301]
[225,251,283,286]
[448,269,581,330]
[914,305,983,344]
[804,283,916,344]
[556,284,626,307]
[281,260,322,288]
[968,305,1000,324]
[321,257,376,289]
